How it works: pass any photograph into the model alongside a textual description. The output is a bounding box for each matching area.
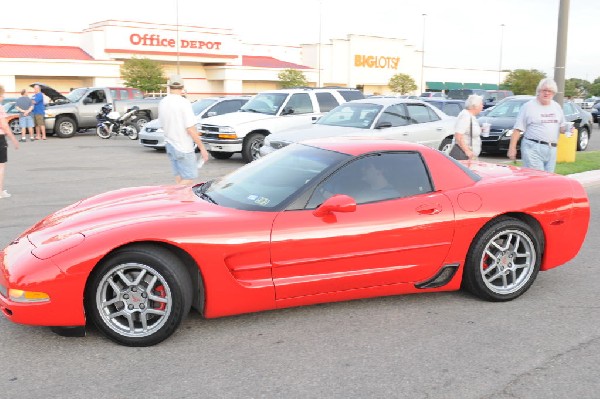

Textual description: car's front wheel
[242,133,265,163]
[55,116,77,138]
[9,119,21,135]
[462,217,541,302]
[85,245,193,346]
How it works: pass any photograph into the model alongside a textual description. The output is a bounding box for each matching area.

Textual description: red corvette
[0,138,590,346]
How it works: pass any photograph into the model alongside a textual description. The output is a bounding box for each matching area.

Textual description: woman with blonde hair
[450,94,484,160]
[0,84,20,198]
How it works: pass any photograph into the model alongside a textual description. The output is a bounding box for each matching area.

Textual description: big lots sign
[129,33,222,50]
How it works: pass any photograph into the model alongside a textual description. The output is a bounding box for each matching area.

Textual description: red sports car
[0,138,590,346]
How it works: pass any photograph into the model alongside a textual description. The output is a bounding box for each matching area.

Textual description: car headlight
[31,233,85,260]
[218,126,235,134]
[504,129,524,137]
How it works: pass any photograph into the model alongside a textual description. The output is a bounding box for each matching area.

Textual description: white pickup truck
[35,84,160,138]
[199,87,364,162]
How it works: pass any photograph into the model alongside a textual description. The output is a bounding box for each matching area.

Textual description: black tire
[209,151,234,160]
[9,119,21,135]
[462,217,541,302]
[439,137,453,153]
[124,123,139,140]
[577,127,589,151]
[85,245,194,346]
[96,125,111,139]
[242,133,265,163]
[135,113,150,130]
[55,116,77,138]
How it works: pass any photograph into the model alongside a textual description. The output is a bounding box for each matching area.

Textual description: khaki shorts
[34,114,44,127]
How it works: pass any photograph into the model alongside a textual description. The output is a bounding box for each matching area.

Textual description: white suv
[199,88,364,162]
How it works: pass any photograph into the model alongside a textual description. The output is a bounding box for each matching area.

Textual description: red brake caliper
[154,285,167,311]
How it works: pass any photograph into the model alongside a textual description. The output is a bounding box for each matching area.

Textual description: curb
[568,170,600,187]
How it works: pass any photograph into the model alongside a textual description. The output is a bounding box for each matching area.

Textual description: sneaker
[30,137,35,142]
[0,190,11,198]
[20,137,26,142]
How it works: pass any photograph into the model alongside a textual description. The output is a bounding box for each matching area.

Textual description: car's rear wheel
[462,217,541,302]
[85,245,193,346]
[438,137,453,153]
[242,133,265,163]
[209,151,234,160]
[577,126,589,151]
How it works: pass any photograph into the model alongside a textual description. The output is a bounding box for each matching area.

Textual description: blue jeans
[165,142,198,180]
[19,115,34,128]
[521,138,557,173]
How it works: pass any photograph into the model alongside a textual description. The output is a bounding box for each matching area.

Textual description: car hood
[268,125,365,144]
[201,111,274,126]
[143,118,162,129]
[477,115,515,130]
[24,185,225,247]
[30,82,68,102]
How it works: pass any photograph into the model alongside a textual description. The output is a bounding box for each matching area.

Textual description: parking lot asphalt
[1,131,599,247]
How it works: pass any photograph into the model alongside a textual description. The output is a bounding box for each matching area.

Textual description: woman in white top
[453,94,484,160]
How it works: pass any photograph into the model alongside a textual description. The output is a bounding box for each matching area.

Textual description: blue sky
[2,0,598,81]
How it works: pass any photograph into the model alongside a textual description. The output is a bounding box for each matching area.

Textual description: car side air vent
[415,264,459,289]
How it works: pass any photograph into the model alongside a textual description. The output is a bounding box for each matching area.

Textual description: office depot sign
[129,33,222,50]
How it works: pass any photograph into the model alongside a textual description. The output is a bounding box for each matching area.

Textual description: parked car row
[477,95,593,153]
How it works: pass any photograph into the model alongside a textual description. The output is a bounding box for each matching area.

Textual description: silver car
[260,98,457,157]
[139,96,249,150]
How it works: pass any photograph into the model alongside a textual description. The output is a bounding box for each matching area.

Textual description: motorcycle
[96,104,140,140]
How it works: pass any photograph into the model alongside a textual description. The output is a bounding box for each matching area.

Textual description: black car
[478,95,593,153]
[421,98,465,116]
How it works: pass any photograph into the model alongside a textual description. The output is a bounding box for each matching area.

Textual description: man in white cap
[159,74,209,184]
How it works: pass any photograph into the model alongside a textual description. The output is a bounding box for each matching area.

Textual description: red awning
[0,44,94,60]
[242,55,310,69]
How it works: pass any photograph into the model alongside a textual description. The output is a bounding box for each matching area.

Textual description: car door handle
[416,203,442,215]
[312,116,318,121]
[436,127,443,131]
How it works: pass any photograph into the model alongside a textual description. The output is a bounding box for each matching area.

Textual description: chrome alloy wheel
[95,263,172,338]
[479,229,536,295]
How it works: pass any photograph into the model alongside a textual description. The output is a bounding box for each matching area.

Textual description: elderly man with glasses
[507,78,573,172]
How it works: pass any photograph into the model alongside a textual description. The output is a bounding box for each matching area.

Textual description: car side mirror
[282,107,295,116]
[313,194,356,217]
[375,121,392,129]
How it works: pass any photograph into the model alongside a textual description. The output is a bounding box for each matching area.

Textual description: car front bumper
[201,138,243,153]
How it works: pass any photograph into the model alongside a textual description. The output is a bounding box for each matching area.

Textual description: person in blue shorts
[15,89,35,142]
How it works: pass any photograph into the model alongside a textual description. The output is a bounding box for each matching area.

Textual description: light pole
[498,24,505,88]
[421,13,426,93]
[318,0,322,87]
[176,0,180,75]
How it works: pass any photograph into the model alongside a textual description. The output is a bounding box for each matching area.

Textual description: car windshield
[66,88,88,102]
[487,100,527,118]
[196,144,349,211]
[240,93,288,115]
[316,103,383,129]
[192,99,217,115]
[3,102,15,113]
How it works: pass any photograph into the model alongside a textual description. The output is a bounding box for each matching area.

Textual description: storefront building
[0,20,505,100]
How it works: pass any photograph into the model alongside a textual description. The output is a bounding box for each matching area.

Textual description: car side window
[87,90,106,104]
[407,104,440,123]
[110,89,118,100]
[284,93,314,115]
[444,103,462,116]
[118,89,129,100]
[306,152,433,208]
[315,92,340,112]
[211,100,244,115]
[378,104,409,127]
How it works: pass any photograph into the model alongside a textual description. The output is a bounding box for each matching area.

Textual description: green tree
[278,69,308,88]
[588,77,600,97]
[564,78,590,98]
[388,73,417,94]
[502,69,546,95]
[120,57,167,93]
